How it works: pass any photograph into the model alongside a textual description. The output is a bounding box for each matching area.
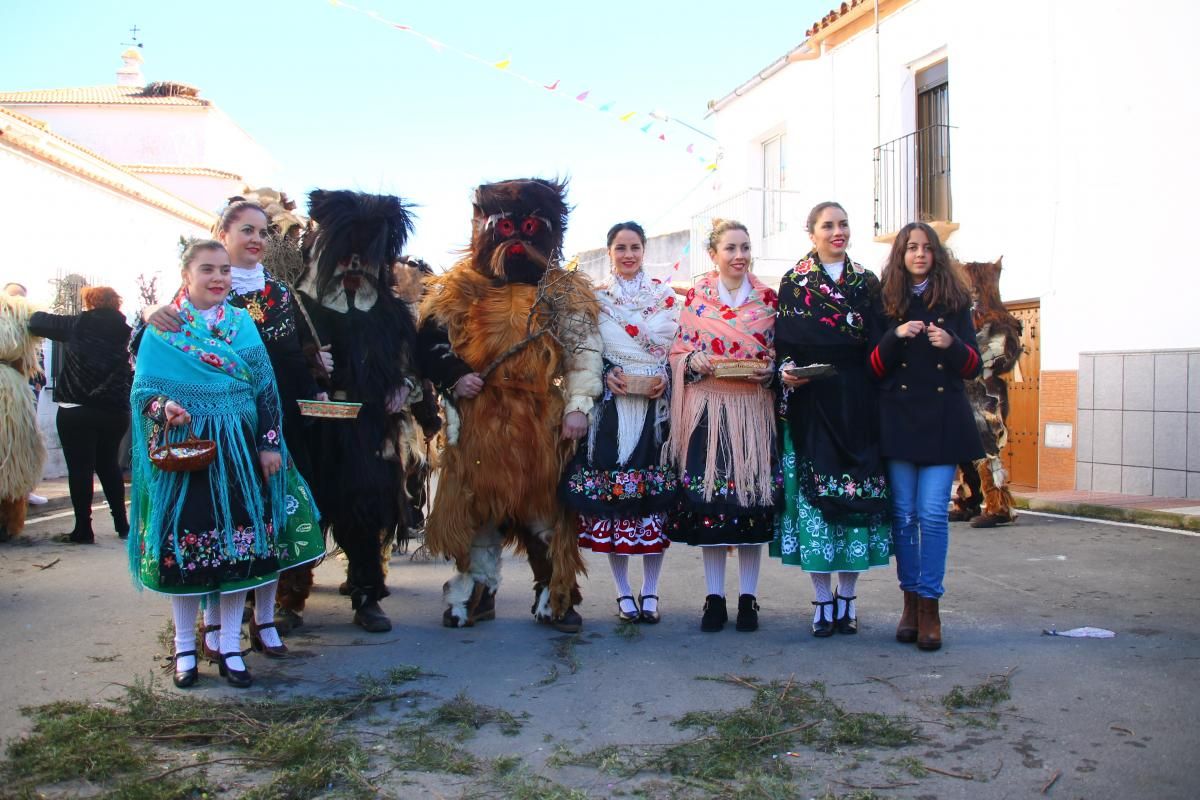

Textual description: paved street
[1,507,1197,798]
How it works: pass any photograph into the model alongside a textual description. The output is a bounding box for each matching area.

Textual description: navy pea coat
[868,293,985,465]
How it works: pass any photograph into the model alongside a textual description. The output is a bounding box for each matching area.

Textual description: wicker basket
[149,424,217,473]
[711,358,763,379]
[297,399,363,419]
[623,374,662,396]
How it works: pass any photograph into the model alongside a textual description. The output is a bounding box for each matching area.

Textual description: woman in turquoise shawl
[129,240,322,688]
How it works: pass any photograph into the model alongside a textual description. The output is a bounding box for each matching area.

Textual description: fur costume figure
[0,294,46,541]
[950,258,1023,528]
[418,178,603,631]
[297,190,420,632]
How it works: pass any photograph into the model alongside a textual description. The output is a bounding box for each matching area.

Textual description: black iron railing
[873,124,954,236]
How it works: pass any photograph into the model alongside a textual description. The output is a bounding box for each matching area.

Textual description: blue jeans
[886,461,956,599]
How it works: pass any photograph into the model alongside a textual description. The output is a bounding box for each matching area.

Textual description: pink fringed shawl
[665,271,778,507]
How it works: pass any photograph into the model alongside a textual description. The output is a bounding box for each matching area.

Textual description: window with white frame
[762,133,786,236]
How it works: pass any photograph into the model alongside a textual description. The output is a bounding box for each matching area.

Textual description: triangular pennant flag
[687,143,694,154]
[640,122,652,133]
[544,79,560,90]
[575,90,590,101]
[672,260,681,271]
[599,102,613,112]
[392,23,411,30]
[619,111,637,122]
[705,162,719,171]
[682,243,691,255]
[494,58,511,70]
[658,133,666,141]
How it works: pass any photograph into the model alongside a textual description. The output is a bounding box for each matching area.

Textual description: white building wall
[707,0,1200,370]
[1,145,210,477]
[134,172,244,217]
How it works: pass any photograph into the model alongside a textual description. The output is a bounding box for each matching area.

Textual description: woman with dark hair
[141,200,326,657]
[666,218,779,633]
[771,201,891,637]
[562,221,679,623]
[29,286,132,544]
[869,222,982,650]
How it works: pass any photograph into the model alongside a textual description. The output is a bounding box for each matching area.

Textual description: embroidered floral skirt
[770,421,891,572]
[562,396,677,555]
[667,408,781,547]
[134,465,324,595]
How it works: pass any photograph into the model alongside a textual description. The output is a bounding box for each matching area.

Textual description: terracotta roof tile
[806,0,867,37]
[124,164,243,180]
[0,85,210,107]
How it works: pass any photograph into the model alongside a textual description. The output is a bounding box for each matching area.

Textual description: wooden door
[1002,300,1040,489]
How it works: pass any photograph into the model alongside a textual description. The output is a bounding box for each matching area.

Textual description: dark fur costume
[418,179,603,627]
[951,258,1023,524]
[297,190,419,612]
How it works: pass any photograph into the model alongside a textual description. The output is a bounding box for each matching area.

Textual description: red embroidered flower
[200,352,224,368]
[730,341,742,352]
[711,338,726,355]
[753,332,768,346]
[665,295,676,308]
[721,309,737,320]
[625,324,640,337]
[763,289,778,309]
[685,288,696,306]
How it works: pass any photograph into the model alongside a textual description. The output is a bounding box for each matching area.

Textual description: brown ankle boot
[917,597,942,651]
[896,591,918,643]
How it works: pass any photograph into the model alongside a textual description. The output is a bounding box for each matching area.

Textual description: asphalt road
[1,508,1197,798]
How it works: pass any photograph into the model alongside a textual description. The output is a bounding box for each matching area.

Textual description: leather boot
[896,591,918,643]
[917,597,942,651]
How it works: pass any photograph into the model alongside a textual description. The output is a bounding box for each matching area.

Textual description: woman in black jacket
[29,286,133,543]
[868,223,983,651]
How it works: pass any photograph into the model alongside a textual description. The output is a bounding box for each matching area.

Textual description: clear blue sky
[0,0,829,267]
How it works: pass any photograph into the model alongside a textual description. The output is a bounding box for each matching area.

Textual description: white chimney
[116,48,144,87]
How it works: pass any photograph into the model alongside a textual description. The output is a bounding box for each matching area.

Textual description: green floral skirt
[770,422,891,572]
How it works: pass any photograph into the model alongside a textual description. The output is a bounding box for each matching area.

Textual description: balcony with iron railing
[873,123,956,240]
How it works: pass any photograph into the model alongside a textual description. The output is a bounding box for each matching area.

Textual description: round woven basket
[622,374,661,396]
[149,423,217,473]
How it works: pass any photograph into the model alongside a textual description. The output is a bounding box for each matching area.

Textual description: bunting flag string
[323,0,718,169]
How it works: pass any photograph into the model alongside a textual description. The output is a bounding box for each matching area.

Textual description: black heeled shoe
[201,624,221,662]
[638,594,660,625]
[249,620,289,658]
[173,650,199,688]
[834,591,858,635]
[218,651,253,688]
[701,594,728,632]
[735,594,760,632]
[811,599,835,637]
[616,595,640,623]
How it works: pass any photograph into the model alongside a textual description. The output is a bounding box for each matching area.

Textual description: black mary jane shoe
[218,651,253,688]
[834,591,858,635]
[701,594,728,632]
[638,594,660,625]
[735,594,760,632]
[811,599,835,638]
[172,650,199,689]
[616,595,640,623]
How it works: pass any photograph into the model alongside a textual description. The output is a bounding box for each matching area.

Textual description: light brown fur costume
[0,294,46,540]
[421,266,598,618]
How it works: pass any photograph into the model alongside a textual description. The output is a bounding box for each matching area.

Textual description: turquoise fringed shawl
[127,299,293,589]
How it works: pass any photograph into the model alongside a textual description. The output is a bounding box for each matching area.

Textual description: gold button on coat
[901,384,908,390]
[936,363,944,370]
[937,387,945,393]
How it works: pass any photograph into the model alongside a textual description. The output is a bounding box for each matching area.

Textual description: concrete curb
[1014,495,1200,533]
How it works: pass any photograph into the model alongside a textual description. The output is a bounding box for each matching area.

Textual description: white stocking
[737,544,762,596]
[219,590,248,672]
[640,553,664,613]
[811,573,833,623]
[202,594,220,654]
[171,595,201,671]
[836,571,860,619]
[608,554,636,615]
[254,581,284,648]
[702,546,727,596]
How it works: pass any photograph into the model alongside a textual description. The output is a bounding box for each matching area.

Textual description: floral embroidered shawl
[665,271,778,507]
[591,272,680,465]
[127,294,290,586]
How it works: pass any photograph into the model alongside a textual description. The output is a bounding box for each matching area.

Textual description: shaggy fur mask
[302,190,415,307]
[470,178,569,285]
